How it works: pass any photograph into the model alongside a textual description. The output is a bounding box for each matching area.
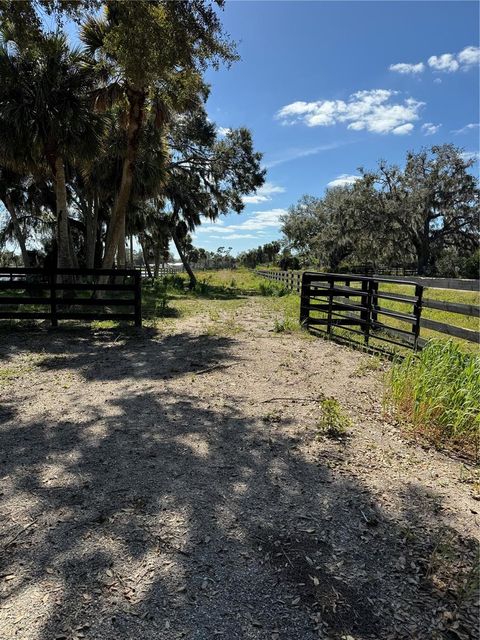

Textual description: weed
[273,315,296,333]
[262,410,281,424]
[91,319,119,330]
[316,397,352,437]
[351,356,384,377]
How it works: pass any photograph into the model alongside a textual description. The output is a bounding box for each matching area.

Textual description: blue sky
[194,0,479,255]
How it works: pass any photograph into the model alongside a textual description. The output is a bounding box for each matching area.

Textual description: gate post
[134,271,142,328]
[412,284,423,350]
[300,272,310,328]
[50,269,58,327]
[360,278,371,345]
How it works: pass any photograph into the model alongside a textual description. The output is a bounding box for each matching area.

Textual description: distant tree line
[237,241,300,270]
[281,145,479,277]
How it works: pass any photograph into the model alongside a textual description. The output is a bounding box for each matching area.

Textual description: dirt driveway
[0,300,478,639]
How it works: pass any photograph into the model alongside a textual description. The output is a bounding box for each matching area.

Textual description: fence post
[134,271,142,327]
[412,284,423,351]
[360,279,370,344]
[326,276,334,335]
[371,280,379,328]
[50,270,58,327]
[300,273,310,327]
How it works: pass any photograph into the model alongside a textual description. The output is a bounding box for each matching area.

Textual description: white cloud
[458,46,480,67]
[428,53,459,72]
[428,46,480,72]
[264,141,348,168]
[229,209,286,231]
[421,122,442,136]
[460,151,480,163]
[452,123,480,134]
[276,89,424,135]
[208,234,257,239]
[242,182,286,204]
[217,126,231,137]
[198,209,287,236]
[392,123,414,135]
[389,62,425,74]
[327,174,361,188]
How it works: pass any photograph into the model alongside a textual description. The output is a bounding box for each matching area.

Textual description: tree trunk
[116,212,127,267]
[172,228,196,289]
[415,228,431,276]
[154,243,161,278]
[102,88,145,270]
[85,192,98,269]
[68,221,79,269]
[55,155,73,269]
[3,196,31,267]
[139,235,152,278]
[416,245,430,276]
[130,235,134,267]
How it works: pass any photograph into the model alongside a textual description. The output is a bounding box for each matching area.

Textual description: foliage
[0,1,265,275]
[258,281,287,297]
[237,241,281,268]
[388,340,480,456]
[281,145,480,275]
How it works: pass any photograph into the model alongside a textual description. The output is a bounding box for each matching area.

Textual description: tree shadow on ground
[0,330,478,640]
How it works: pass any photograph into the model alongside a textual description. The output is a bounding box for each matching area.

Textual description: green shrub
[259,281,287,297]
[461,250,480,280]
[195,278,211,295]
[162,274,185,290]
[388,340,480,455]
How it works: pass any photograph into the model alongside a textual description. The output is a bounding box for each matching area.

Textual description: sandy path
[0,299,478,640]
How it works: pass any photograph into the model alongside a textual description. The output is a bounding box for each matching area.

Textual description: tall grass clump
[388,340,479,456]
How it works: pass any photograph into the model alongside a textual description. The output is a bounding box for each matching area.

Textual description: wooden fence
[257,269,303,293]
[0,268,142,327]
[141,265,184,278]
[256,269,479,347]
[338,264,417,277]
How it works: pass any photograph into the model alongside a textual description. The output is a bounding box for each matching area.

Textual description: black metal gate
[300,272,423,350]
[0,268,142,327]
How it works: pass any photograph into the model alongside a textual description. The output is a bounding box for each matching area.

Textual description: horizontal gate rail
[0,268,142,327]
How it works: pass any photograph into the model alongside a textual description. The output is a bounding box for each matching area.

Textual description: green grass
[380,282,479,346]
[387,340,479,457]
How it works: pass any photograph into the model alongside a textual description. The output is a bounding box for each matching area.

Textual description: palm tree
[0,166,32,267]
[0,33,104,268]
[80,2,236,271]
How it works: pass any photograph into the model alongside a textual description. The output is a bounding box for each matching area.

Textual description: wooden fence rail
[256,269,479,347]
[0,268,142,327]
[140,265,185,279]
